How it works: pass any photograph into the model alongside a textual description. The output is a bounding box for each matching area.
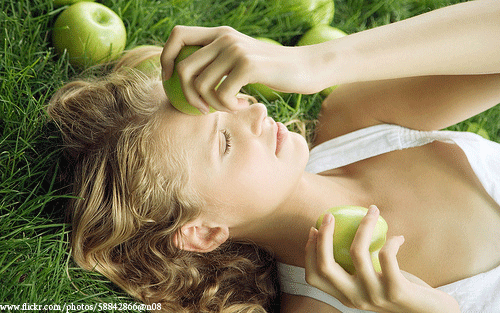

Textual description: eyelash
[222,129,232,154]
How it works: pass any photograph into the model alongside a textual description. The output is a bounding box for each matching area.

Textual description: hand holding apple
[161,25,332,112]
[163,45,218,115]
[305,205,460,312]
[52,2,126,68]
[315,205,388,274]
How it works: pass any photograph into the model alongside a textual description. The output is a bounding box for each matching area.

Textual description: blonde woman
[49,0,500,312]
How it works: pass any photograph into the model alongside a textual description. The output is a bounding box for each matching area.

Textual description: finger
[236,94,257,106]
[305,226,350,303]
[234,96,253,111]
[216,65,252,111]
[305,227,319,280]
[315,214,354,294]
[161,26,231,80]
[176,57,211,113]
[193,52,235,112]
[317,213,336,267]
[379,235,406,283]
[175,43,222,112]
[307,217,357,307]
[350,205,380,288]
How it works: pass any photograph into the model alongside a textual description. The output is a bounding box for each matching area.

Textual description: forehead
[152,82,213,166]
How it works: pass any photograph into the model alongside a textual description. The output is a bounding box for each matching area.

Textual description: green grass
[1,0,496,312]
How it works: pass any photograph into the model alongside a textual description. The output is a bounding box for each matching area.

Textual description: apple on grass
[297,24,347,46]
[52,2,126,68]
[466,122,490,140]
[134,53,161,77]
[117,45,163,78]
[53,0,94,7]
[316,205,388,274]
[297,24,347,96]
[243,37,286,102]
[275,0,335,28]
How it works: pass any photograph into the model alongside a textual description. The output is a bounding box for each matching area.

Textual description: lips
[275,121,288,155]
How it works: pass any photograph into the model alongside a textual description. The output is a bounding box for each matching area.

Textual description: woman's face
[155,83,309,228]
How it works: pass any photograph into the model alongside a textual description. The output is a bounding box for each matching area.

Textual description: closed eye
[222,129,232,154]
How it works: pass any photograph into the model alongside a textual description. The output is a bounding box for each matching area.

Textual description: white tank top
[278,124,500,312]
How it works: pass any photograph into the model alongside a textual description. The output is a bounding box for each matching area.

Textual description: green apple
[297,24,347,96]
[52,2,126,68]
[163,45,217,115]
[54,0,95,7]
[466,122,490,140]
[130,45,162,78]
[297,24,347,46]
[316,205,388,274]
[275,0,334,27]
[243,37,285,102]
[135,58,160,77]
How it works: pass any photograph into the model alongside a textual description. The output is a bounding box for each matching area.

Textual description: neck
[235,172,358,267]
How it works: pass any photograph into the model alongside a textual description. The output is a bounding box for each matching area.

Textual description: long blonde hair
[47,46,278,312]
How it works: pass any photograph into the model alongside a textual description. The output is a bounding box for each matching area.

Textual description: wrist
[310,36,362,89]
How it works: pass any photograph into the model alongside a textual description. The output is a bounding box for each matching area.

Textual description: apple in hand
[243,37,285,102]
[316,205,388,274]
[297,24,347,96]
[52,2,126,68]
[275,0,335,27]
[163,45,219,115]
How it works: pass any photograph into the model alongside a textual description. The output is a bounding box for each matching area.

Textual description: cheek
[229,149,276,201]
[227,140,306,209]
[203,133,309,215]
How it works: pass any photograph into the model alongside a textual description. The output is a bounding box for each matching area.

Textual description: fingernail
[308,227,317,241]
[322,213,333,226]
[399,235,405,243]
[368,205,379,215]
[198,103,210,115]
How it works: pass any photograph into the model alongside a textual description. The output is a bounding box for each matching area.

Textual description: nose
[240,103,267,136]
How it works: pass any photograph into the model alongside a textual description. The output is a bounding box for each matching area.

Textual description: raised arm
[161,0,500,116]
[316,0,500,87]
[314,0,500,136]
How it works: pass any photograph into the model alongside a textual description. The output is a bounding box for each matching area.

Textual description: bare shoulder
[280,293,341,313]
[313,82,382,147]
[313,74,500,147]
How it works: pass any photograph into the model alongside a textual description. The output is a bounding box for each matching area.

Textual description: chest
[333,141,500,287]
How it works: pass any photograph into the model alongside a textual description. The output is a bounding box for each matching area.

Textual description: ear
[173,220,229,253]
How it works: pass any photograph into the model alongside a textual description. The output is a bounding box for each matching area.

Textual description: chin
[289,132,310,170]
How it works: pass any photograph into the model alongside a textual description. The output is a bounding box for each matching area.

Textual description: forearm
[315,0,500,86]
